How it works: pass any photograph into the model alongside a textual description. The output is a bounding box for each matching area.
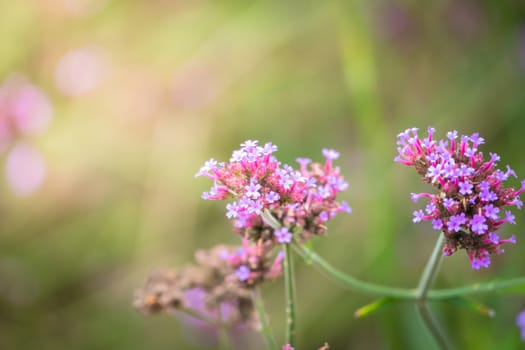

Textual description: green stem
[217,306,231,350]
[415,234,452,350]
[283,242,297,346]
[416,302,452,350]
[295,241,525,300]
[252,288,277,350]
[261,209,297,346]
[294,242,417,298]
[428,277,525,299]
[416,234,445,299]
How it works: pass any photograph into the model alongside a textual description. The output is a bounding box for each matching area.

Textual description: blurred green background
[1,0,525,349]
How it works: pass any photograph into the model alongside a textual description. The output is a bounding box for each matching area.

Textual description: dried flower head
[134,245,255,326]
[396,127,524,269]
[196,140,351,243]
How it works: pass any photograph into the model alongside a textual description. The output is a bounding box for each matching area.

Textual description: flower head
[197,141,351,242]
[133,244,255,324]
[396,128,523,269]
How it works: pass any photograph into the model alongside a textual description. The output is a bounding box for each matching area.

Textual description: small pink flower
[55,47,108,96]
[0,75,52,138]
[6,142,46,196]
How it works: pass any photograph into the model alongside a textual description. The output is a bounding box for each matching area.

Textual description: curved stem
[252,288,277,350]
[295,241,525,300]
[294,242,417,298]
[428,277,525,299]
[283,242,297,346]
[415,234,452,350]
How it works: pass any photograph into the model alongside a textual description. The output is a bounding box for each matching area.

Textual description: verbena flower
[134,245,254,325]
[196,140,351,243]
[517,309,525,341]
[396,127,524,269]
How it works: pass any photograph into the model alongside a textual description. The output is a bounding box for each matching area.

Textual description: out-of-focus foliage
[1,0,525,349]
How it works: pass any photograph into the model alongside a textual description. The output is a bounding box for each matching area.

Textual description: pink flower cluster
[222,239,284,287]
[196,140,351,243]
[396,127,524,269]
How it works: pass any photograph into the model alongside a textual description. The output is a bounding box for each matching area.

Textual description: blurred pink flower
[6,142,47,197]
[0,76,53,144]
[55,47,108,96]
[10,84,53,135]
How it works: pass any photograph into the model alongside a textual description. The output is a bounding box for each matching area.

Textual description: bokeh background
[1,0,525,349]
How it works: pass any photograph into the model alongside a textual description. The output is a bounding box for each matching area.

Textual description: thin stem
[416,302,452,350]
[428,277,525,299]
[217,306,231,350]
[261,209,297,346]
[294,241,525,300]
[416,234,445,299]
[415,234,452,350]
[252,288,278,350]
[283,242,297,346]
[294,242,417,299]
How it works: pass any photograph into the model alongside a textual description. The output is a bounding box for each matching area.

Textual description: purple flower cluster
[222,238,284,287]
[396,127,524,269]
[196,140,351,243]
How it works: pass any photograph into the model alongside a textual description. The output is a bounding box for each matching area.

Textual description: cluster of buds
[396,127,524,269]
[223,238,284,287]
[196,140,351,243]
[134,245,255,326]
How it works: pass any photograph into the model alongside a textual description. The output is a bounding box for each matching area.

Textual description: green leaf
[354,297,397,319]
[442,297,495,317]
